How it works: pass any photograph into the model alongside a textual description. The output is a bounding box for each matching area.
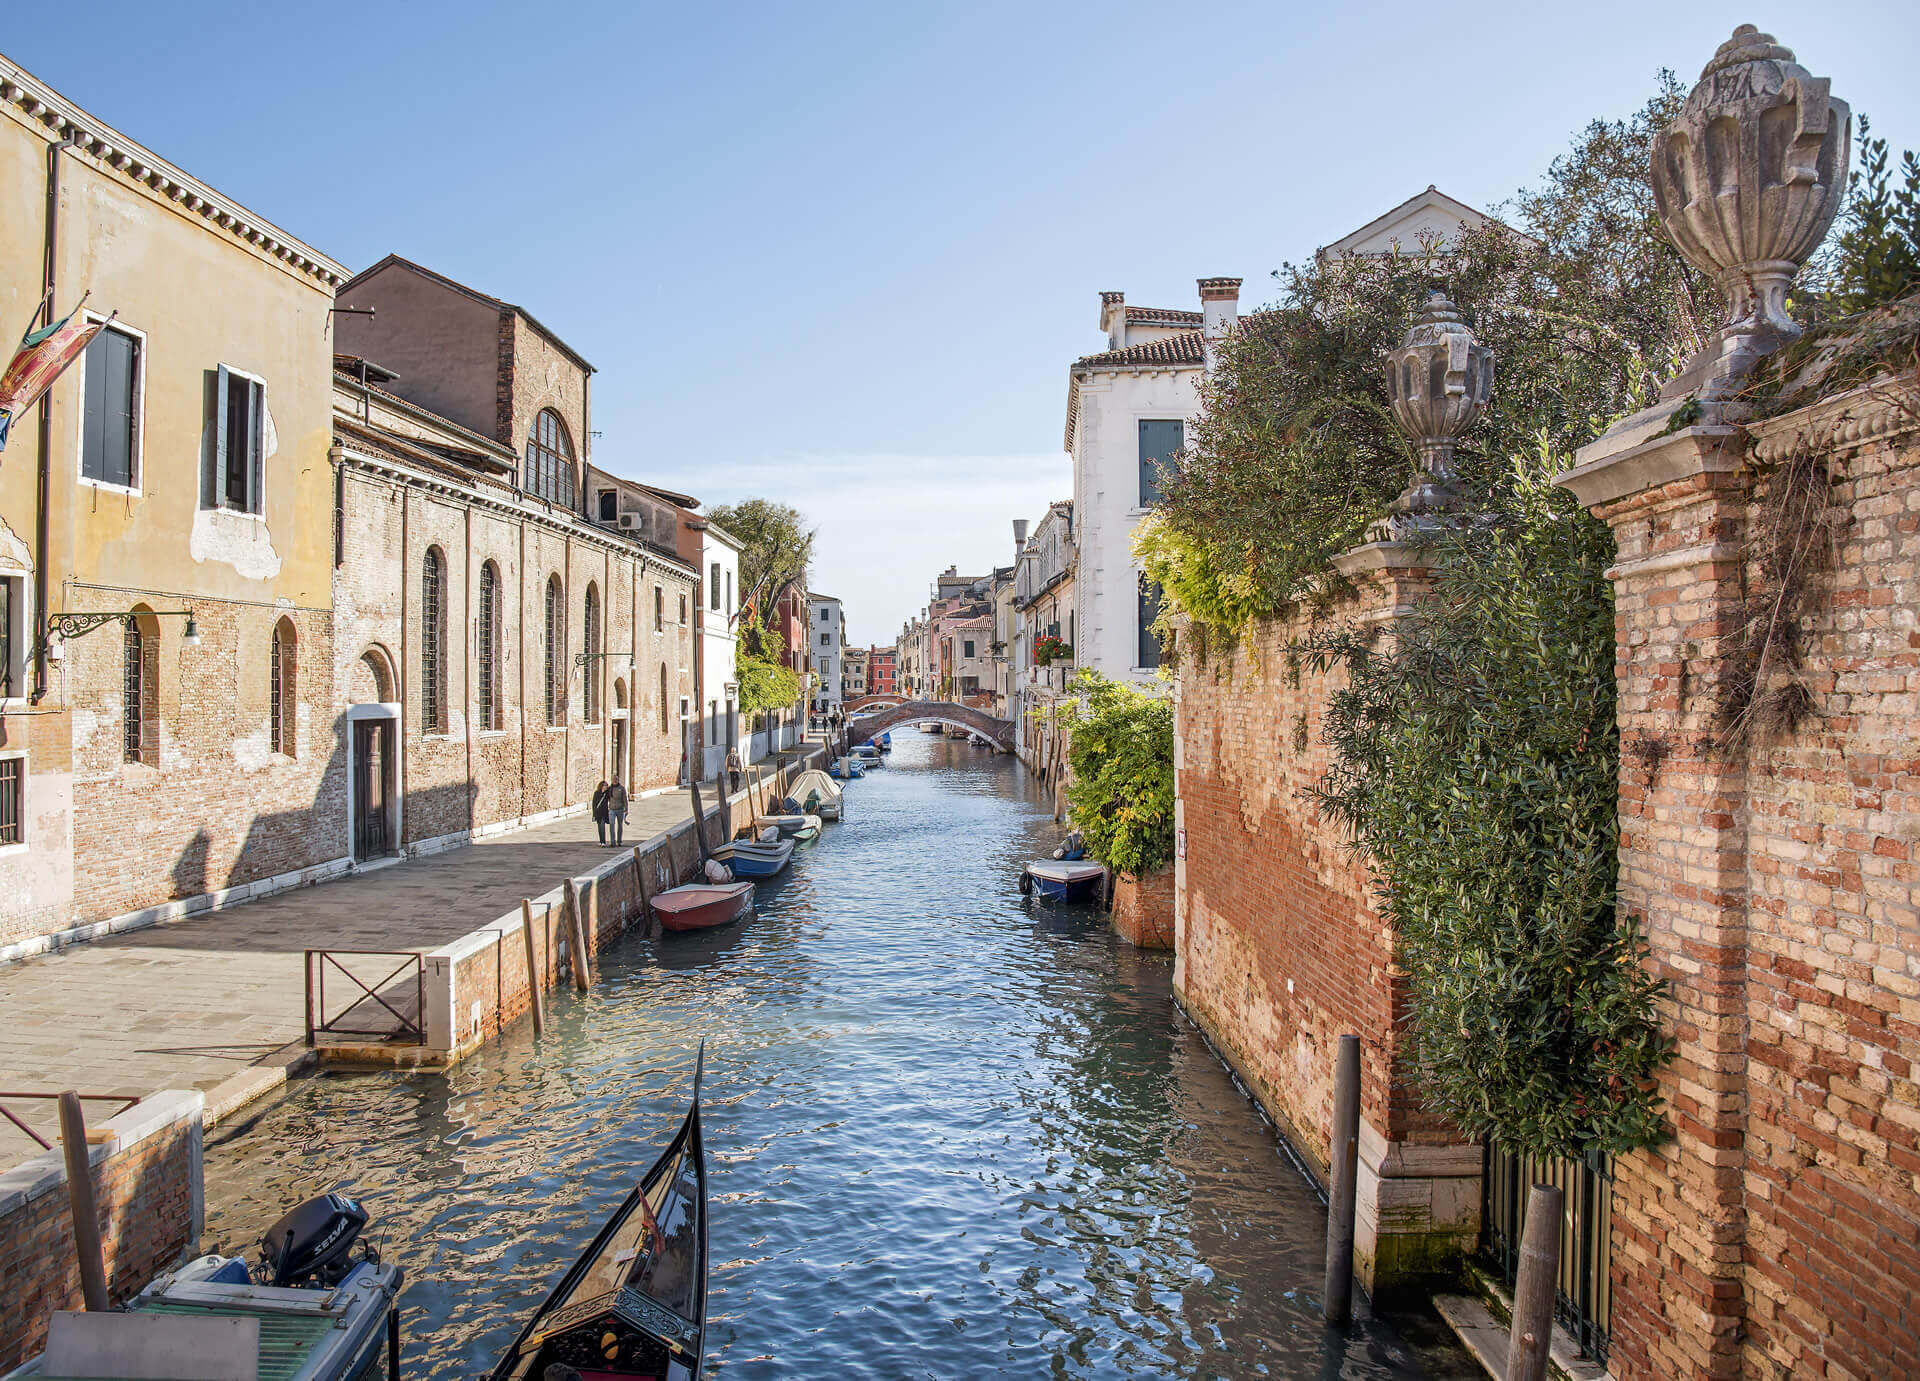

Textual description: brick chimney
[1199,277,1241,368]
[1099,291,1126,349]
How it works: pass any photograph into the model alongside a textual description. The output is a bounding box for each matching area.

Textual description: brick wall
[1173,553,1477,1291]
[1562,391,1920,1379]
[0,1090,204,1372]
[1111,868,1173,949]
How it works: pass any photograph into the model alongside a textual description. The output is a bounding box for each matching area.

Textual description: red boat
[651,881,754,932]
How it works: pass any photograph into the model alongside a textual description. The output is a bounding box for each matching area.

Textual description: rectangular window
[1138,576,1165,668]
[820,631,829,647]
[204,364,265,514]
[1138,418,1184,508]
[963,640,975,659]
[710,564,722,611]
[81,322,141,490]
[654,584,664,631]
[725,570,733,614]
[0,756,20,846]
[598,490,618,522]
[679,593,689,625]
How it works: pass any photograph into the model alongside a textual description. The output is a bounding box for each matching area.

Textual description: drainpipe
[31,132,75,703]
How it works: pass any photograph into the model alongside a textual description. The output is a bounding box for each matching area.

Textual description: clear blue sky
[9,3,1917,642]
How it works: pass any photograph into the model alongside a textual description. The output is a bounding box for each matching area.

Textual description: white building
[1316,184,1501,261]
[692,515,742,778]
[809,592,844,712]
[1065,280,1238,686]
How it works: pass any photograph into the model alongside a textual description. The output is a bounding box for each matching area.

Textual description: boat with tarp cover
[491,1049,709,1381]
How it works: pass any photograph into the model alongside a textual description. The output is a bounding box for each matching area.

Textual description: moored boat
[1020,859,1108,903]
[652,881,754,931]
[491,1050,709,1380]
[787,768,843,820]
[711,837,794,878]
[878,731,892,752]
[8,1192,402,1381]
[754,812,823,838]
[828,756,865,780]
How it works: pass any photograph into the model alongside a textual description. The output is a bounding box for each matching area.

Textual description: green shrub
[1063,673,1175,877]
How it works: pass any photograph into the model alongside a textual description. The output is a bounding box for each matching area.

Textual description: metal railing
[1482,1139,1612,1365]
[0,1090,139,1151]
[304,949,425,1046]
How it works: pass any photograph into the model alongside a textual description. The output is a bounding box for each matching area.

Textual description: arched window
[582,582,601,724]
[421,546,446,733]
[123,611,158,765]
[270,618,296,756]
[477,561,500,731]
[524,409,575,507]
[658,663,669,734]
[544,574,564,726]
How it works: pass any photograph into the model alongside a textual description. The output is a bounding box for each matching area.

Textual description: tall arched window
[123,619,146,763]
[525,409,575,507]
[477,561,500,731]
[544,574,564,726]
[582,582,601,724]
[270,618,296,756]
[658,663,669,734]
[421,547,446,733]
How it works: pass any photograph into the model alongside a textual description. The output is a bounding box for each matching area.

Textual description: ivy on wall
[1062,673,1175,879]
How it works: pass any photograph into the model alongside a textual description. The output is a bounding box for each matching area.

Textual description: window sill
[0,841,27,858]
[475,728,511,739]
[200,505,266,523]
[80,477,143,499]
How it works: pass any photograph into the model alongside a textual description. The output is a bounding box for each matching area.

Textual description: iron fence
[1482,1139,1612,1365]
[304,949,425,1046]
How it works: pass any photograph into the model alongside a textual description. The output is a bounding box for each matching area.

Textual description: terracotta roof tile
[1075,329,1204,368]
[1124,305,1203,327]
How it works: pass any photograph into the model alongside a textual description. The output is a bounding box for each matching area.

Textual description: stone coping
[0,1090,203,1219]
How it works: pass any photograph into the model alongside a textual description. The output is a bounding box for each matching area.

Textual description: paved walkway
[0,790,704,1169]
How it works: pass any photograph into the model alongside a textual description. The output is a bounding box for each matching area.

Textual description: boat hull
[652,882,754,931]
[713,840,794,877]
[1023,861,1107,904]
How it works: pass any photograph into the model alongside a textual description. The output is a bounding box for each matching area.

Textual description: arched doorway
[347,645,400,863]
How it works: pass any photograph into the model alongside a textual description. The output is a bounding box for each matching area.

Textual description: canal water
[204,732,1475,1378]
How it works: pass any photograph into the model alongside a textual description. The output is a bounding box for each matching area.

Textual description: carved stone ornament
[1376,290,1493,535]
[1651,24,1850,401]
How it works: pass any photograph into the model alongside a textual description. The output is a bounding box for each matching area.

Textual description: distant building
[1315,185,1505,260]
[808,592,844,712]
[843,645,868,699]
[896,617,928,698]
[1012,501,1076,773]
[868,645,898,696]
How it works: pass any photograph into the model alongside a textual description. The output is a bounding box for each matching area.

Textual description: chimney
[1199,277,1241,368]
[1099,291,1126,349]
[1012,517,1029,556]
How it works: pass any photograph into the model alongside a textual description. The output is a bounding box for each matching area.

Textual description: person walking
[726,748,743,793]
[606,777,629,845]
[591,779,611,845]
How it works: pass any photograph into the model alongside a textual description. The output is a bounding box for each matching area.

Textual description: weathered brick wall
[1111,868,1173,949]
[0,1091,203,1372]
[64,595,344,929]
[1566,393,1920,1380]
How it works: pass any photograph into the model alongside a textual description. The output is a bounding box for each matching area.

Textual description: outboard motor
[258,1191,373,1287]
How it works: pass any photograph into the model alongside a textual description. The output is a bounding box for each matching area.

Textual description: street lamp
[40,606,198,662]
[574,650,634,675]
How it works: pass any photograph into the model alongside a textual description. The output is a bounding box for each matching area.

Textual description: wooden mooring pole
[58,1091,109,1312]
[519,899,546,1035]
[1323,1033,1361,1324]
[1506,1183,1564,1381]
[562,879,590,991]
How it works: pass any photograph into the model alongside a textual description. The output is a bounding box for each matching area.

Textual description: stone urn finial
[1651,24,1850,400]
[1379,290,1493,530]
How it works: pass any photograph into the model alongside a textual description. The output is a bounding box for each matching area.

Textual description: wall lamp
[574,650,635,675]
[40,607,199,662]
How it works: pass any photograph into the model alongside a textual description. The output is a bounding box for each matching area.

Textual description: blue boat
[1020,859,1106,903]
[828,756,865,780]
[878,731,893,752]
[712,837,795,878]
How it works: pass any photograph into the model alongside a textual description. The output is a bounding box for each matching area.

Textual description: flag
[0,299,106,454]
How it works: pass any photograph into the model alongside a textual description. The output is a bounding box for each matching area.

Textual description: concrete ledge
[1556,423,1742,509]
[0,1089,204,1218]
[1434,1282,1609,1381]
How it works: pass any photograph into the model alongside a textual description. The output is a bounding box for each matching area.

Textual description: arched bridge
[847,700,1015,752]
[844,694,909,713]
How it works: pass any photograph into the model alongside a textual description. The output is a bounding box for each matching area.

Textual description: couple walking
[592,778,629,845]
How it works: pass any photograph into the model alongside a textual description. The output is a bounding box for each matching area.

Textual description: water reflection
[203,734,1473,1378]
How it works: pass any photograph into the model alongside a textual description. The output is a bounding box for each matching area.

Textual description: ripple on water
[203,737,1476,1379]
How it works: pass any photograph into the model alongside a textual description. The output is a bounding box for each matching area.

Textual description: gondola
[491,1048,710,1381]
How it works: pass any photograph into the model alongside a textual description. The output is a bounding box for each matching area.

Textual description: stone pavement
[0,790,702,1170]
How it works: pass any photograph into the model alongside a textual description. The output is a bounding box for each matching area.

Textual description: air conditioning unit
[617,512,643,531]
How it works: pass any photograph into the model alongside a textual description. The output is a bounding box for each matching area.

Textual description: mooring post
[58,1091,109,1312]
[1323,1033,1361,1324]
[519,898,546,1035]
[631,845,650,928]
[688,775,712,866]
[562,879,590,991]
[1507,1182,1564,1381]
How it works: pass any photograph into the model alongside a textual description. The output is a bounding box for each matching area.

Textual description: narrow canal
[204,733,1475,1378]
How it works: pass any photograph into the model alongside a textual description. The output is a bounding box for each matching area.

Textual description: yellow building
[0,53,349,952]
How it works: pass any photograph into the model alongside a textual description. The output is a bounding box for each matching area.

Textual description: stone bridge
[843,694,909,713]
[846,700,1015,752]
